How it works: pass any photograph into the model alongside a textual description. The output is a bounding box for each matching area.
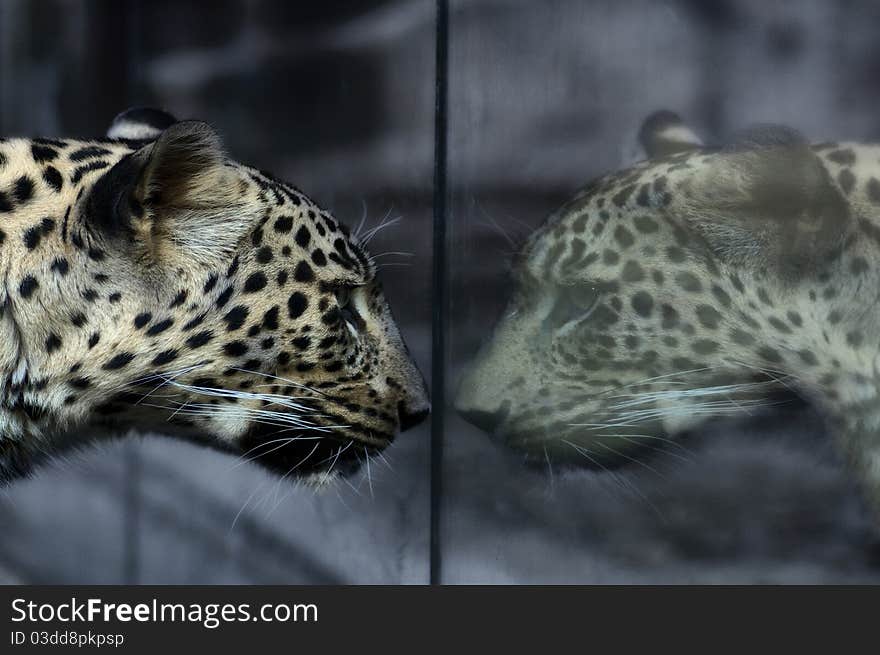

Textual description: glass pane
[444,0,880,583]
[0,0,433,584]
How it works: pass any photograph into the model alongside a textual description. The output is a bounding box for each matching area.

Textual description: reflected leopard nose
[458,402,510,435]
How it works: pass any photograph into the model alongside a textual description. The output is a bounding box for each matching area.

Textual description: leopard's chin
[235,420,391,481]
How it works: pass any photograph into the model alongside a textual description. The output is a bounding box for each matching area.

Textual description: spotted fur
[0,108,429,483]
[457,111,880,520]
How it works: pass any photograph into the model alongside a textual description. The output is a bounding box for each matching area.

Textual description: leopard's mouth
[459,405,658,473]
[237,421,388,480]
[233,392,398,479]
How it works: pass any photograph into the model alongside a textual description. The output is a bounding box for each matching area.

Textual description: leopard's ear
[107,107,177,141]
[638,110,703,158]
[134,121,230,208]
[678,138,851,278]
[98,121,257,265]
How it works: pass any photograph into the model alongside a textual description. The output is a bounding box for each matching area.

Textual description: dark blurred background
[2,0,880,584]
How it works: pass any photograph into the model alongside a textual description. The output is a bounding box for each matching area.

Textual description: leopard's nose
[397,402,429,432]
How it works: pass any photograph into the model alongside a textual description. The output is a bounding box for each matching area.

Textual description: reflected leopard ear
[106,107,177,141]
[678,140,851,278]
[638,110,704,158]
[725,123,807,151]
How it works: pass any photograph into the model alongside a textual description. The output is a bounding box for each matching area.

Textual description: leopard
[0,107,429,485]
[456,110,880,521]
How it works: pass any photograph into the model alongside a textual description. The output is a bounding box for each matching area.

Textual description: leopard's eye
[336,286,351,309]
[335,286,363,336]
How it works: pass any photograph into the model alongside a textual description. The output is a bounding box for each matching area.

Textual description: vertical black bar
[430,0,449,585]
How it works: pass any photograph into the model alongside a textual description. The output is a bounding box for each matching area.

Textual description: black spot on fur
[798,350,818,366]
[696,305,722,329]
[295,226,311,248]
[224,341,248,357]
[182,313,207,331]
[631,291,653,317]
[70,145,112,162]
[14,177,34,203]
[288,292,308,318]
[730,329,755,346]
[133,312,152,329]
[223,306,249,331]
[72,160,110,184]
[827,149,856,166]
[675,272,702,292]
[45,333,62,353]
[693,339,719,355]
[215,287,234,308]
[273,215,294,233]
[23,225,42,249]
[51,260,69,277]
[31,144,58,163]
[256,246,273,264]
[42,166,63,192]
[186,331,214,349]
[633,215,659,233]
[612,184,635,207]
[757,346,783,364]
[614,226,635,249]
[244,272,268,293]
[151,349,179,366]
[169,290,188,308]
[294,261,314,283]
[103,352,135,370]
[19,275,38,299]
[838,169,855,195]
[263,306,280,330]
[711,285,732,307]
[88,332,100,349]
[321,308,341,326]
[146,318,174,336]
[38,218,55,236]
